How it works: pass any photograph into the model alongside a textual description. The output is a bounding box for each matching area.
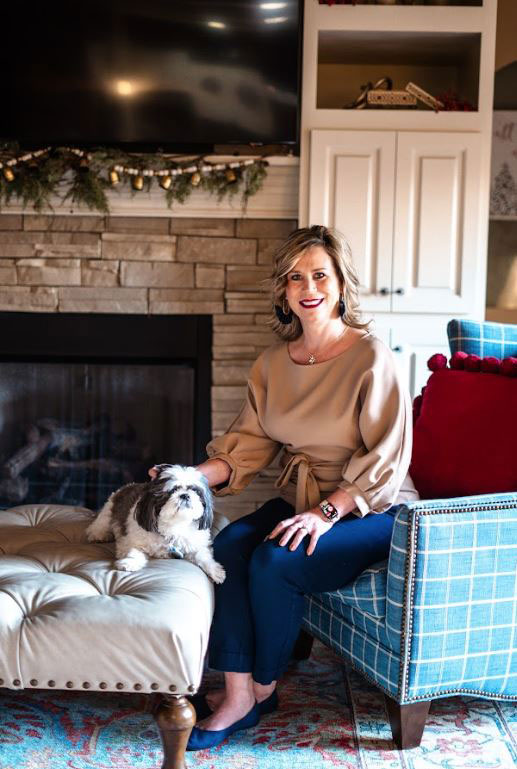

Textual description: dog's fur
[85,463,225,582]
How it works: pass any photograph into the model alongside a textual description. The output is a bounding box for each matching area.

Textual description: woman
[150,225,419,750]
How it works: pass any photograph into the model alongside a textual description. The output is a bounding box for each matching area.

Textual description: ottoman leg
[155,695,196,769]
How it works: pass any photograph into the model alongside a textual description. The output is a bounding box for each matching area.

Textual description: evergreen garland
[0,142,270,214]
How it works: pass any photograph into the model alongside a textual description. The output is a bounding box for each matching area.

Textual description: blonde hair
[262,225,371,342]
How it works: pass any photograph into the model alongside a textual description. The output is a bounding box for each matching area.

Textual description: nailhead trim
[116,683,124,690]
[13,679,21,686]
[134,683,142,691]
[0,679,4,686]
[187,685,195,692]
[48,680,55,687]
[83,682,90,689]
[66,681,74,688]
[169,685,177,692]
[30,679,38,686]
[151,683,159,690]
[99,682,107,690]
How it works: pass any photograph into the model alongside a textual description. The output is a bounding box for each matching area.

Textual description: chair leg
[154,694,196,769]
[384,695,431,749]
[291,628,314,661]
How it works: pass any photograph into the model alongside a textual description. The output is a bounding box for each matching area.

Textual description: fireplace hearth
[0,312,211,511]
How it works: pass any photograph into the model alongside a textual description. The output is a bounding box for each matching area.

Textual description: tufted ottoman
[0,503,227,768]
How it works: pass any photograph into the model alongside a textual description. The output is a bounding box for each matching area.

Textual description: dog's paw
[209,562,226,584]
[115,556,144,572]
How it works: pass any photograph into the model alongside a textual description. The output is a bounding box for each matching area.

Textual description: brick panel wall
[0,213,297,518]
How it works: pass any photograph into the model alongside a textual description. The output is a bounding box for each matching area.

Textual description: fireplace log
[0,476,29,503]
[3,433,52,479]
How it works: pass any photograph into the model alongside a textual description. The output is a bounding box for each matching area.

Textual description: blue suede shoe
[189,689,279,721]
[186,702,260,751]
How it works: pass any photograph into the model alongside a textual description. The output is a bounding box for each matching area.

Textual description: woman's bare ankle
[253,680,276,703]
[205,688,225,709]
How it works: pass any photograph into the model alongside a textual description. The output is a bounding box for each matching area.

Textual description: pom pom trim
[427,352,517,377]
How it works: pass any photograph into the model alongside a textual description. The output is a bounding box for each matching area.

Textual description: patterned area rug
[1,641,516,769]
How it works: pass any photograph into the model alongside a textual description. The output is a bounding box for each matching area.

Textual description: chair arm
[385,492,517,702]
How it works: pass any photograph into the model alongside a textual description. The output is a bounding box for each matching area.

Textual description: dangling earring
[339,294,346,319]
[274,297,293,325]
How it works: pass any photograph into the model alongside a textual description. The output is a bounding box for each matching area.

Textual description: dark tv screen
[1,1,301,150]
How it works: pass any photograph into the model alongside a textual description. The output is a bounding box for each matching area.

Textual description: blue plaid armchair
[300,319,517,749]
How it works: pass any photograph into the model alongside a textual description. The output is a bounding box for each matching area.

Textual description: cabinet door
[390,323,450,401]
[392,132,483,315]
[308,130,395,313]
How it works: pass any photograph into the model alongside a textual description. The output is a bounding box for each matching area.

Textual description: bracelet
[318,498,339,522]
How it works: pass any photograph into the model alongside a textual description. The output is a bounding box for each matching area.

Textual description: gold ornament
[3,167,15,182]
[159,175,172,190]
[191,171,201,186]
[132,174,144,191]
[225,168,237,182]
[109,169,120,185]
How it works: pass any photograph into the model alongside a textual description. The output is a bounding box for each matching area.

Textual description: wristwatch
[318,498,339,522]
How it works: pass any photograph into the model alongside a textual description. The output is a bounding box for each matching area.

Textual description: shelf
[307,109,481,130]
[322,2,483,6]
[317,30,480,110]
[315,5,486,33]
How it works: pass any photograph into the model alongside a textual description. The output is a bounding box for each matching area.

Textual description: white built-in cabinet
[309,129,482,316]
[299,0,498,398]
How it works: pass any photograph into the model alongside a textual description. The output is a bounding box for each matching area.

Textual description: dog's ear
[197,473,214,531]
[135,481,168,532]
[153,463,175,477]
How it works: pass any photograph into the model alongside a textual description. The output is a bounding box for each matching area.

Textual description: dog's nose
[180,493,190,501]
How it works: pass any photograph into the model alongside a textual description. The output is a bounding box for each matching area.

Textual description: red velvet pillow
[410,353,517,499]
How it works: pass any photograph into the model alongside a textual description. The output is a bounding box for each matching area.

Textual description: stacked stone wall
[0,213,297,518]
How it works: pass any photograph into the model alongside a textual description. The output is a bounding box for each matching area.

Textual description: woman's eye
[315,272,326,279]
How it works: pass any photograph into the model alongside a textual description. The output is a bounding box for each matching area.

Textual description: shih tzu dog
[85,463,225,583]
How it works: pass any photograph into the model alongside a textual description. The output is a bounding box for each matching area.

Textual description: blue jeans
[208,496,401,685]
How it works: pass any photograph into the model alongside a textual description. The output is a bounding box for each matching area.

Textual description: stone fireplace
[0,213,297,518]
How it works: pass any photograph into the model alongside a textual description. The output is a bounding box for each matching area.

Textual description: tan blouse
[206,330,419,517]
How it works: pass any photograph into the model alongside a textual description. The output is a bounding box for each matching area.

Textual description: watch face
[320,501,338,519]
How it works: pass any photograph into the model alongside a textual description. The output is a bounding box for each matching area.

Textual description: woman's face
[284,245,343,325]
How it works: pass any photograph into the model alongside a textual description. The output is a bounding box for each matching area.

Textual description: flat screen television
[1,1,302,152]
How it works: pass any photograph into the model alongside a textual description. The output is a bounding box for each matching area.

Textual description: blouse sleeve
[337,343,413,517]
[205,353,282,497]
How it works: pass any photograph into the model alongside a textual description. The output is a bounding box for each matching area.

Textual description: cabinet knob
[392,345,403,353]
[394,288,405,295]
[379,287,390,295]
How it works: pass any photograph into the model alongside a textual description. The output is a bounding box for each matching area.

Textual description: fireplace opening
[0,312,211,511]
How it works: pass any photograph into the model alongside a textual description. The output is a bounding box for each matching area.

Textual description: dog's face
[134,464,213,538]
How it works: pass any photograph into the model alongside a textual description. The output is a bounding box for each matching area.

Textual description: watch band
[318,498,339,522]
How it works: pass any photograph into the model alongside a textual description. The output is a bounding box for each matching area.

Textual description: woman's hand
[266,509,334,556]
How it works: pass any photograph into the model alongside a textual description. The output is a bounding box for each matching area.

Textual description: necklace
[304,325,348,365]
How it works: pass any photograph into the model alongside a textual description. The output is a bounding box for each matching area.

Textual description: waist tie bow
[274,452,321,514]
